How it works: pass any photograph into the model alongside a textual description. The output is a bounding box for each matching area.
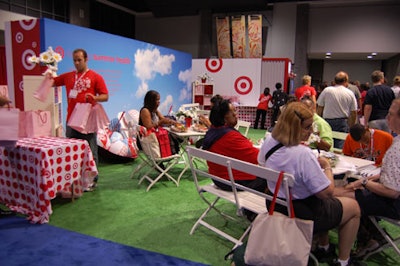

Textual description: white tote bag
[244,171,314,266]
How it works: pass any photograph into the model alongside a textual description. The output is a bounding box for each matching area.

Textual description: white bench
[186,146,295,249]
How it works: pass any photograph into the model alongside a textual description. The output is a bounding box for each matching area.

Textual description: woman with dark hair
[258,102,361,266]
[139,90,176,130]
[138,90,178,153]
[202,99,266,192]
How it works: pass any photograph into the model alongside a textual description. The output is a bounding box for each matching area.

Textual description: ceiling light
[371,52,377,56]
[367,55,373,59]
[325,52,331,56]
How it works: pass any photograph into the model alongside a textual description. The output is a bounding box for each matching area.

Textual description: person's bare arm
[314,157,335,199]
[156,110,176,126]
[140,108,157,130]
[345,176,400,199]
[363,104,372,124]
[315,139,332,152]
[348,110,357,127]
[316,105,324,117]
[85,93,109,103]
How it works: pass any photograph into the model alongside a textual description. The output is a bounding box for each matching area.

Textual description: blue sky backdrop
[41,18,192,121]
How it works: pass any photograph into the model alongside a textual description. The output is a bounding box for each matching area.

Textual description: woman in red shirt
[254,87,272,129]
[203,99,266,192]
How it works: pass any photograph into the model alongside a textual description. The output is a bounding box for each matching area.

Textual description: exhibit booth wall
[5,18,193,124]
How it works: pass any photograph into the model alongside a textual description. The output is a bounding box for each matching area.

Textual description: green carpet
[46,128,399,266]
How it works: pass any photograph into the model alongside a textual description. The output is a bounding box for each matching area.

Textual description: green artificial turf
[47,128,400,266]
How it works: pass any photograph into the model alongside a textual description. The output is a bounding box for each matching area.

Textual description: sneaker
[331,257,367,266]
[353,239,380,258]
[312,243,337,263]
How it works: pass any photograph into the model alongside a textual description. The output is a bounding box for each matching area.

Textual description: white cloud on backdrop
[159,94,174,114]
[178,68,192,101]
[134,47,175,98]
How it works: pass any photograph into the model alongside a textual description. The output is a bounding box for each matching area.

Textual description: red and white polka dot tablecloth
[0,137,98,223]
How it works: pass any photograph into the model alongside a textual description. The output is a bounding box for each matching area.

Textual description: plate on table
[192,123,208,133]
[320,151,339,167]
[170,123,187,133]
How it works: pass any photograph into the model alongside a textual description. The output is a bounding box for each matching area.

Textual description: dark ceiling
[100,0,399,60]
[105,0,297,17]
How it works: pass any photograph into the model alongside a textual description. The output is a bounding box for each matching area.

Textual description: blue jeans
[66,125,99,182]
[325,118,348,149]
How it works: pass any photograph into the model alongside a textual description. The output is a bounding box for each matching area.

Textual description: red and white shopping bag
[154,127,173,158]
[25,110,52,137]
[67,102,93,134]
[33,75,54,102]
[88,103,110,132]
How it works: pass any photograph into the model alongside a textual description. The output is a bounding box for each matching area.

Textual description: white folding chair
[234,120,251,137]
[135,132,185,192]
[363,216,400,260]
[332,131,348,154]
[118,109,139,139]
[180,103,200,110]
[186,146,295,249]
[197,109,210,117]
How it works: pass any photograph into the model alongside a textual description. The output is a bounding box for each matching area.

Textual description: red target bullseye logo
[54,46,64,59]
[234,76,253,95]
[205,58,223,73]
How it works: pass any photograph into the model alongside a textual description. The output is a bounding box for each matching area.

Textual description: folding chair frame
[363,216,400,260]
[186,146,295,249]
[234,120,251,137]
[133,134,185,192]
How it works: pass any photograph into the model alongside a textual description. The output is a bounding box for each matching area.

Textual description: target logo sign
[54,46,64,59]
[234,76,253,95]
[205,58,223,73]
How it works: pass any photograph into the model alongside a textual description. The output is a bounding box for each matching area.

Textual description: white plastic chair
[235,120,251,137]
[332,131,348,154]
[363,216,400,260]
[186,146,295,249]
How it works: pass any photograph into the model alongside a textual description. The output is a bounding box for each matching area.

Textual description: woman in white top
[258,102,361,266]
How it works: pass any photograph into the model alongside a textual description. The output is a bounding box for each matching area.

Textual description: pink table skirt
[0,137,98,223]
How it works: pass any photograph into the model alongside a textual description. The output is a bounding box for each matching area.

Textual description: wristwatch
[361,178,369,188]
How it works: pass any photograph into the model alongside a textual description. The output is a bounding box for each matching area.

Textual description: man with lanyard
[342,124,393,166]
[52,48,109,191]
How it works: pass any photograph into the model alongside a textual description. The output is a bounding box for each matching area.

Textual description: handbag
[244,171,314,266]
[33,75,54,102]
[87,103,110,133]
[24,110,52,138]
[0,105,20,145]
[139,132,161,159]
[67,103,92,134]
[154,127,173,158]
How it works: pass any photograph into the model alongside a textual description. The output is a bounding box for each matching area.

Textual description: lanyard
[360,129,375,161]
[370,129,374,159]
[73,69,89,90]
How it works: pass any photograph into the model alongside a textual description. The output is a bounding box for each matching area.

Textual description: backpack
[273,90,287,108]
